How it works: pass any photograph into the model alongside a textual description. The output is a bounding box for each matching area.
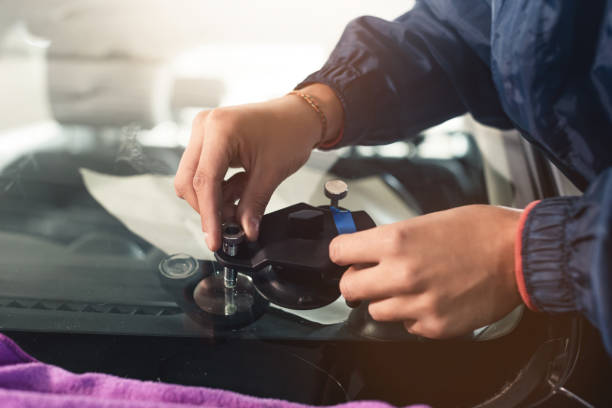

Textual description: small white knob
[324,180,348,207]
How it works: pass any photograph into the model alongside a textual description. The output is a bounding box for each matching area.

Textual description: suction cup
[346,301,424,341]
[252,265,341,310]
[192,271,268,327]
[158,254,268,329]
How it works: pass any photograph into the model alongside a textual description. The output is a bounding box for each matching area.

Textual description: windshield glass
[0,1,535,341]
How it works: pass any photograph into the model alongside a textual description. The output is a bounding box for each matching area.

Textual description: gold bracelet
[288,91,327,146]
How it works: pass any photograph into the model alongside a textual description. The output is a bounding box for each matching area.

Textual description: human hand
[330,205,523,338]
[174,84,343,251]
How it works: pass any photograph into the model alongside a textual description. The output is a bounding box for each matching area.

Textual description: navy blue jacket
[298,0,612,354]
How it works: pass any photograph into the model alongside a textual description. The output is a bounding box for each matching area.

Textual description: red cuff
[515,200,541,311]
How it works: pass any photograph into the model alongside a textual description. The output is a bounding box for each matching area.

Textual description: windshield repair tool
[159,180,418,339]
[214,179,376,310]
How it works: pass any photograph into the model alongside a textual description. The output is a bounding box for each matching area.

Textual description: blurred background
[0,0,413,140]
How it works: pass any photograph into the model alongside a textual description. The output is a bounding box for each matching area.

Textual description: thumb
[236,170,280,241]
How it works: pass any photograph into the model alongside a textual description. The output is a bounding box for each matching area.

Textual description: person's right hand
[174,84,343,251]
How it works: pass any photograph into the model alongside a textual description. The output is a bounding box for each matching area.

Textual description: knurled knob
[222,222,245,257]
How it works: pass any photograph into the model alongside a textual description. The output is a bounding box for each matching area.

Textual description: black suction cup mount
[160,180,432,341]
[252,264,342,310]
[214,180,376,310]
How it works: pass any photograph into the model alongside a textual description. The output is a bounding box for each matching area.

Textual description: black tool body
[214,203,375,309]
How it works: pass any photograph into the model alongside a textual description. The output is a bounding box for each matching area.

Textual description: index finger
[193,134,231,251]
[340,264,409,302]
[174,123,205,212]
[329,226,384,266]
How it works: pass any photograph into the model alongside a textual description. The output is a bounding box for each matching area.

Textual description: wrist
[500,208,524,308]
[514,201,542,311]
[291,83,344,148]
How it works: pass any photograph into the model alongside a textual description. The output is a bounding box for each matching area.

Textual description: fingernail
[329,241,338,263]
[204,234,211,249]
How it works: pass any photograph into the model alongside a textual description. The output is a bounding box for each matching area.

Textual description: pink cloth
[0,333,428,408]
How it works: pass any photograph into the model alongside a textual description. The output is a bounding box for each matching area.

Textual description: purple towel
[0,333,428,408]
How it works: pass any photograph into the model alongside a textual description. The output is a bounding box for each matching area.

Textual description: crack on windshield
[0,154,38,198]
[115,126,172,174]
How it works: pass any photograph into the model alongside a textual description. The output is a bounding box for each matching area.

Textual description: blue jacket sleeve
[296,1,513,147]
[521,167,612,355]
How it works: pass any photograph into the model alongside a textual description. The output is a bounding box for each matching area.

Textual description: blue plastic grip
[330,206,357,235]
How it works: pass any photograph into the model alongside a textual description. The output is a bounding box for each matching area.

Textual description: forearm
[296,2,512,149]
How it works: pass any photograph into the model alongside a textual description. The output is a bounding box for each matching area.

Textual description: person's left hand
[330,204,523,339]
